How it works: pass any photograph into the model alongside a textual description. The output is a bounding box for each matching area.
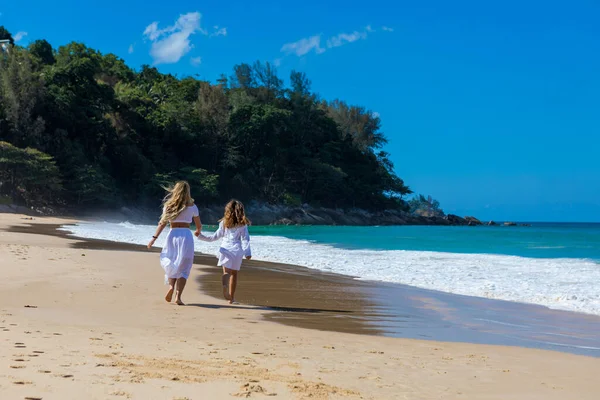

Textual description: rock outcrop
[445,214,466,225]
[5,201,487,227]
[464,216,483,226]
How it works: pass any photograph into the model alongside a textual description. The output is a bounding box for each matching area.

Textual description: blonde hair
[160,181,194,224]
[220,199,250,229]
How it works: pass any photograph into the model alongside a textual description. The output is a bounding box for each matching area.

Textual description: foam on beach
[60,221,600,316]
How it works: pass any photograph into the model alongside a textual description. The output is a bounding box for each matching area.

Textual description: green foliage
[282,192,302,207]
[28,40,56,66]
[0,141,62,205]
[0,39,413,211]
[0,48,46,149]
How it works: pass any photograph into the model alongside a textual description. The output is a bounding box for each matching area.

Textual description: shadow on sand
[186,303,352,314]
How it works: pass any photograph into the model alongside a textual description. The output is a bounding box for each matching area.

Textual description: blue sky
[2,1,599,221]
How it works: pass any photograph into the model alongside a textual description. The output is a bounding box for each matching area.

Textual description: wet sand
[2,214,600,400]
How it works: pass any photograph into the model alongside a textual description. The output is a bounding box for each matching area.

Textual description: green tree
[28,39,56,65]
[0,35,415,214]
[0,141,62,205]
[0,47,46,148]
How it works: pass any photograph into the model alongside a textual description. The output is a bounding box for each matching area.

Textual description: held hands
[194,224,202,238]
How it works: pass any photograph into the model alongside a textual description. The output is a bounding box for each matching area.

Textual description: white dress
[159,205,199,283]
[198,222,251,271]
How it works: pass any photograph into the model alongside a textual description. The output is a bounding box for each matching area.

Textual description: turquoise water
[249,223,600,261]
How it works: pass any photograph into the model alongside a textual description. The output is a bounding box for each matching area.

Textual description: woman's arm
[147,222,167,249]
[193,215,202,237]
[241,225,252,259]
[197,222,225,242]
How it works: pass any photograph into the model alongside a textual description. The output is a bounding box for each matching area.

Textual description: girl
[197,199,251,304]
[148,181,201,306]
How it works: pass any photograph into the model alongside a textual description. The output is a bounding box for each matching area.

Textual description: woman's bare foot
[175,299,185,306]
[165,287,174,303]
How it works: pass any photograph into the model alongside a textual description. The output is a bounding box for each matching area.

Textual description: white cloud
[273,58,282,67]
[382,26,394,32]
[128,44,135,54]
[326,30,367,49]
[210,26,227,37]
[143,22,161,41]
[143,12,202,65]
[14,31,28,42]
[190,56,202,66]
[372,111,380,118]
[281,34,325,57]
[280,25,376,60]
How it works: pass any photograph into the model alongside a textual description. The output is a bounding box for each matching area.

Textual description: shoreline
[2,214,600,400]
[10,219,600,357]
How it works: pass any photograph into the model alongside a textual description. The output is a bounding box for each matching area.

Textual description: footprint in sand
[10,365,26,369]
[38,370,51,374]
[25,397,43,400]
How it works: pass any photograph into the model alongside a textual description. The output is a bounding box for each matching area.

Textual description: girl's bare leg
[227,269,238,304]
[221,267,231,300]
[175,278,187,305]
[165,278,176,302]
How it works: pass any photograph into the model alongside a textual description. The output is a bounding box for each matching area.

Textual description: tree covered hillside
[0,27,411,211]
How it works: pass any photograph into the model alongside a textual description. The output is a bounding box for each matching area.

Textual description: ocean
[59,221,600,316]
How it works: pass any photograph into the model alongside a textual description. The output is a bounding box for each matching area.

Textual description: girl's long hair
[220,199,250,228]
[160,181,193,224]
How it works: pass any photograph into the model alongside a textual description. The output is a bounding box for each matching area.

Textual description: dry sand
[1,213,599,400]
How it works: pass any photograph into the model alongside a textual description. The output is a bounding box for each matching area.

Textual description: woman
[148,181,201,305]
[197,199,251,304]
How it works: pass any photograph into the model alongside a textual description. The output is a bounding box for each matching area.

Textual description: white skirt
[160,228,194,283]
[217,247,244,271]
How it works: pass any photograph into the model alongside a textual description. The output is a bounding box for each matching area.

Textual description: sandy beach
[1,213,599,399]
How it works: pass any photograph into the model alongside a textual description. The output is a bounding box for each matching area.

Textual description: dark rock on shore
[488,220,498,226]
[445,214,466,225]
[465,216,483,226]
[3,202,486,227]
[504,222,517,226]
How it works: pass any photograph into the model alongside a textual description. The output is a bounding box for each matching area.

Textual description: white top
[198,221,251,258]
[168,204,199,223]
